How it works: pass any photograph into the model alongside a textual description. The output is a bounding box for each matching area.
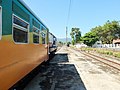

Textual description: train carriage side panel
[1,0,12,41]
[0,0,49,89]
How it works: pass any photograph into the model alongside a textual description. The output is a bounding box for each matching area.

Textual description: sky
[24,0,120,38]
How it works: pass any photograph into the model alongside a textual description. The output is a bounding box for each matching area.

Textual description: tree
[70,28,81,45]
[82,32,99,46]
[101,20,120,44]
[82,20,120,46]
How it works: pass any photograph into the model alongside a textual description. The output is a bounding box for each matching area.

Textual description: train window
[13,16,28,29]
[41,32,46,44]
[13,27,28,43]
[0,7,2,40]
[33,27,39,34]
[33,26,39,44]
[13,15,29,43]
[33,34,39,43]
[41,26,47,44]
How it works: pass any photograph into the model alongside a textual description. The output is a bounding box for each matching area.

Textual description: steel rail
[73,48,120,71]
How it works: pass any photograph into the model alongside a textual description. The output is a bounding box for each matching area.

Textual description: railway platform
[24,46,120,90]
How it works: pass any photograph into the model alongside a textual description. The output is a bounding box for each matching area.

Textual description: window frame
[41,26,47,44]
[33,26,40,44]
[12,14,29,44]
[0,6,2,40]
[40,31,46,44]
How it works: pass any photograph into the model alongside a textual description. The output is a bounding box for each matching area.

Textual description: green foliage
[72,40,75,45]
[82,32,99,46]
[81,20,120,46]
[59,41,63,44]
[101,20,120,44]
[67,42,71,45]
[70,28,81,45]
[80,47,120,58]
[113,53,120,58]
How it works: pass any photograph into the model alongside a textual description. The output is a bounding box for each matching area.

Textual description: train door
[0,7,2,40]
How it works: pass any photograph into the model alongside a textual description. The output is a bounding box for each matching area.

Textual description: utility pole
[66,26,68,45]
[66,0,71,46]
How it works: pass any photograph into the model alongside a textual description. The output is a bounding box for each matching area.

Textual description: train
[0,0,57,89]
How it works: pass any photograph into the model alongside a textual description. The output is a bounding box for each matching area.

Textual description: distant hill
[57,38,71,43]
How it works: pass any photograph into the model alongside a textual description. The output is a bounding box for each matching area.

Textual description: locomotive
[0,0,57,89]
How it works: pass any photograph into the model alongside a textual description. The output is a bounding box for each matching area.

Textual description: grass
[80,47,120,58]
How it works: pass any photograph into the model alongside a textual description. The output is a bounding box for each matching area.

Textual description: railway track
[71,48,120,71]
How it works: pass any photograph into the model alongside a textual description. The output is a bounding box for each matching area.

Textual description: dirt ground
[24,46,120,90]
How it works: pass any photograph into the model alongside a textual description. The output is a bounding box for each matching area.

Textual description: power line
[66,0,72,26]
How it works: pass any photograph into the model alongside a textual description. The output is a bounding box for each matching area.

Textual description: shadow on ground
[24,53,87,90]
[50,53,69,63]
